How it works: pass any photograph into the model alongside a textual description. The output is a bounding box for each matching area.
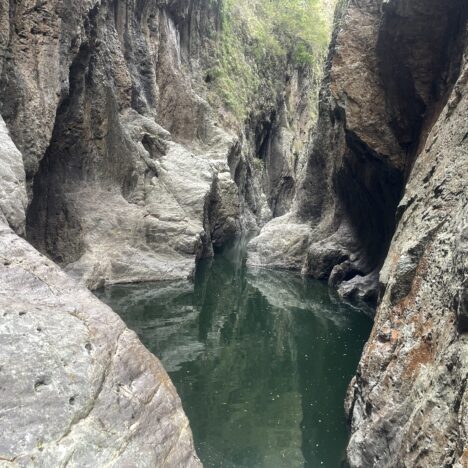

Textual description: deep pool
[97,240,372,468]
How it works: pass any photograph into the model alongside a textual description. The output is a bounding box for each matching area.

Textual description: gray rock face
[0,222,201,466]
[0,90,201,465]
[7,0,243,289]
[248,0,467,307]
[0,0,317,290]
[0,115,27,236]
[345,43,468,468]
[0,103,200,464]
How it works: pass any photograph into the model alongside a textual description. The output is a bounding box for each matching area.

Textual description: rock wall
[0,0,319,290]
[0,0,238,289]
[0,117,201,466]
[249,0,467,306]
[345,37,468,468]
[249,0,468,465]
[0,116,27,236]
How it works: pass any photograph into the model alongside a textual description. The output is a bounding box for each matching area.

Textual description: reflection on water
[97,239,372,468]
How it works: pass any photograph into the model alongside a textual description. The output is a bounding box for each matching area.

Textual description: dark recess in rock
[334,130,404,271]
[377,0,468,176]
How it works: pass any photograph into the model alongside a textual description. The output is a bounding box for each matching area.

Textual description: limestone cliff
[249,0,468,465]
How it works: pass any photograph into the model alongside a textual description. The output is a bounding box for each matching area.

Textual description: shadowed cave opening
[333,0,467,281]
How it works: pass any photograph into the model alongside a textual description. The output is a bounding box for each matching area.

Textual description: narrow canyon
[0,0,466,466]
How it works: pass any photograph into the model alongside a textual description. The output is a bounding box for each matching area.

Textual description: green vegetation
[205,0,337,121]
[251,156,265,172]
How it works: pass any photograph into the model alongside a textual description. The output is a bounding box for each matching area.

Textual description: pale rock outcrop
[0,116,27,236]
[0,108,201,465]
[52,110,240,289]
[3,0,241,289]
[246,212,311,271]
[0,223,201,467]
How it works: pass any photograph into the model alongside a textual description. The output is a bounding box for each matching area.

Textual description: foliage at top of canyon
[202,0,337,122]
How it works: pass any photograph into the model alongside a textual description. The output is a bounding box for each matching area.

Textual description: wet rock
[304,243,349,280]
[337,271,379,309]
[329,261,351,286]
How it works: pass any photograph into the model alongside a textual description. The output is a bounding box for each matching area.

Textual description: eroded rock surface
[0,96,200,466]
[0,0,321,289]
[0,116,27,236]
[8,0,243,288]
[345,42,468,468]
[248,0,467,307]
[0,223,201,467]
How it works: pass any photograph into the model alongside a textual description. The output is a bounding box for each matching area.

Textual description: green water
[97,240,372,468]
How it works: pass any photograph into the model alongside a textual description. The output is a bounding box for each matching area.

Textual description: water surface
[98,240,372,468]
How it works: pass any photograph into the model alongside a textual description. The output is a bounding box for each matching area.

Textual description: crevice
[334,131,404,272]
[25,5,100,263]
